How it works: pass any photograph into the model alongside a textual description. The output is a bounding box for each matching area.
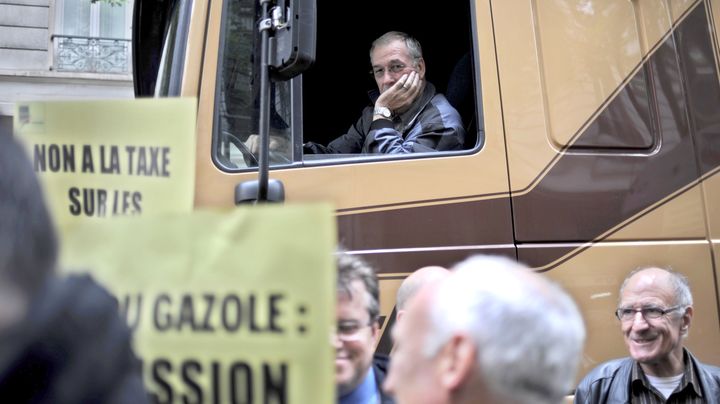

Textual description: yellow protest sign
[60,204,336,404]
[13,98,196,229]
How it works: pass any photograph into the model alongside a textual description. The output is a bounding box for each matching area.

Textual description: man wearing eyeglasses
[334,253,394,404]
[304,31,465,154]
[574,266,720,403]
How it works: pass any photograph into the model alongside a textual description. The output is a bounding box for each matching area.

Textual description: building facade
[0,0,134,134]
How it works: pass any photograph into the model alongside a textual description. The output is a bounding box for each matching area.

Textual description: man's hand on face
[375,71,423,118]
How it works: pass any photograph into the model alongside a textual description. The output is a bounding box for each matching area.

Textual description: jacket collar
[630,349,702,400]
[616,349,720,404]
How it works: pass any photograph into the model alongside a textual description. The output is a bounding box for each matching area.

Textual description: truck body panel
[135,0,720,380]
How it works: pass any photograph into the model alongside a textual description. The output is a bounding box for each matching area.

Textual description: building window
[52,0,133,74]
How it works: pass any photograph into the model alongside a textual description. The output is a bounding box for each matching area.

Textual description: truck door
[495,0,720,374]
[185,0,515,274]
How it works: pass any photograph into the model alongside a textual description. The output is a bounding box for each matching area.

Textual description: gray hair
[619,266,693,308]
[336,253,380,322]
[0,134,58,297]
[424,255,585,404]
[370,31,423,64]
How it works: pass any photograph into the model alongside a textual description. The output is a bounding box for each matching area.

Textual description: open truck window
[213,0,481,171]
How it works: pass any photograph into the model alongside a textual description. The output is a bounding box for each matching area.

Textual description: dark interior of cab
[301,1,478,151]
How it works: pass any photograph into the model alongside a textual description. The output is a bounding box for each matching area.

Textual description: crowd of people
[333,252,720,404]
[2,29,720,404]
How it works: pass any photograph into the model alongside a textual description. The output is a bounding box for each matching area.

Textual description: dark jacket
[306,82,465,154]
[574,351,720,403]
[0,274,149,404]
[373,354,395,404]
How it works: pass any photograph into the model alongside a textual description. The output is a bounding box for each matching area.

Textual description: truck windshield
[214,0,292,169]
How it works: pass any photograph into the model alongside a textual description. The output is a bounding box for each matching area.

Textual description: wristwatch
[373,106,393,119]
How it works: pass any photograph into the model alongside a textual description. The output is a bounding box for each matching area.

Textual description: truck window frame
[211,0,483,173]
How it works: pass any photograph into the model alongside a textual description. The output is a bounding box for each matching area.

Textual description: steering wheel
[222,131,293,167]
[222,130,258,167]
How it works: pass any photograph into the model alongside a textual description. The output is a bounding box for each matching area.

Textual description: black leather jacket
[305,82,464,155]
[574,351,720,403]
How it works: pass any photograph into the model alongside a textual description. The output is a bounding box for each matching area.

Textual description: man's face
[335,279,379,396]
[370,39,425,93]
[384,286,447,404]
[619,269,691,374]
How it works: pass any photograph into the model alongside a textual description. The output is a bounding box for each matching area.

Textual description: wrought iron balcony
[52,34,131,74]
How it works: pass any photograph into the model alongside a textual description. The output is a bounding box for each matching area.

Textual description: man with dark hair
[574,266,720,403]
[335,253,394,403]
[304,31,465,154]
[0,134,149,404]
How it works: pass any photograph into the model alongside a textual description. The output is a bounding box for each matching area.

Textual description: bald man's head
[396,266,449,321]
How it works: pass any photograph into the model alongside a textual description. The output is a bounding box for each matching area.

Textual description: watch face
[375,107,392,118]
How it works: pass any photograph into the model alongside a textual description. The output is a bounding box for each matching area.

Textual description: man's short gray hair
[370,31,423,64]
[336,253,380,322]
[619,266,693,308]
[424,255,585,404]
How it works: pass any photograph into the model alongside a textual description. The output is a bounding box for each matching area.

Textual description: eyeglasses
[369,63,410,78]
[615,306,683,322]
[335,319,375,342]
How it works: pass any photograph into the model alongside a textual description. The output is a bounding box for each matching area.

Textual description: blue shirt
[338,366,379,404]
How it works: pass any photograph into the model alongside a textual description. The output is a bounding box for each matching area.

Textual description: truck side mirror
[269,0,316,80]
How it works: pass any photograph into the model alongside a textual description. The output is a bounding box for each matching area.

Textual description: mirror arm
[256,0,273,202]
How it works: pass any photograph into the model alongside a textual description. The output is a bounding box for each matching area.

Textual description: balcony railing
[52,35,131,74]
